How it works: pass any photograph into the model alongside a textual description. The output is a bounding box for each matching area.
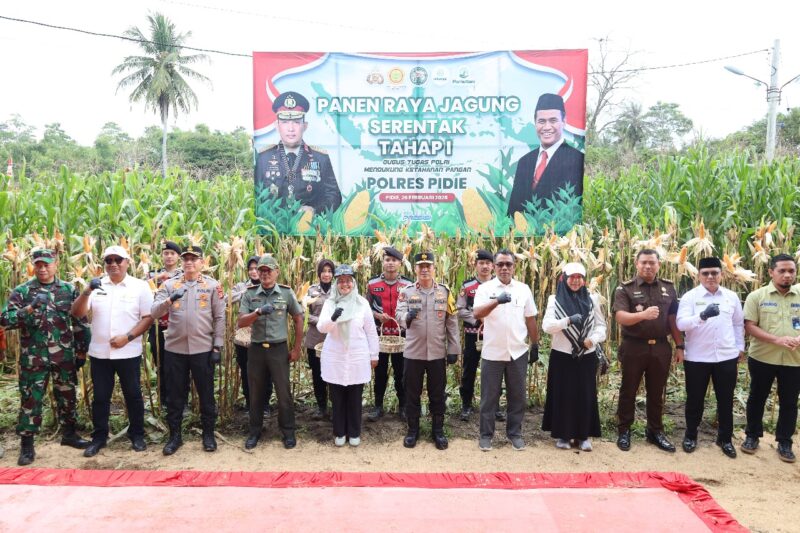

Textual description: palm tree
[112,13,210,177]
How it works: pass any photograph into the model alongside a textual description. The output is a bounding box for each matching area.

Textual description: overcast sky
[1,0,799,145]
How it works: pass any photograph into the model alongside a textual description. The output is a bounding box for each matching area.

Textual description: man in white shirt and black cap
[472,249,539,451]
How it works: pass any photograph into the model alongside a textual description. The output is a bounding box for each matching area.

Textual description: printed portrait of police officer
[507,93,584,218]
[255,91,343,215]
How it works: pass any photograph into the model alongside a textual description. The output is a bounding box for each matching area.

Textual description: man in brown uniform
[613,249,683,452]
[396,251,461,450]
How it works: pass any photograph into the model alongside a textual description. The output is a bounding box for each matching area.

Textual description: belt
[254,340,287,349]
[622,336,668,345]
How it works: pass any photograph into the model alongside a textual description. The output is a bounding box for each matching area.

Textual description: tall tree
[643,101,693,151]
[609,102,647,151]
[112,13,210,178]
[586,37,641,144]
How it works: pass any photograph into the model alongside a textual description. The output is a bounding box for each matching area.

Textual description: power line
[0,13,773,76]
[0,14,250,57]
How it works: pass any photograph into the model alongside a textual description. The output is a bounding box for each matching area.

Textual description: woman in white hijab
[317,264,380,447]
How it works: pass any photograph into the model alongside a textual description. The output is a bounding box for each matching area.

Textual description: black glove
[331,307,344,322]
[169,287,186,302]
[76,357,86,370]
[89,277,103,291]
[699,303,720,321]
[496,292,512,304]
[31,293,49,309]
[257,303,274,316]
[528,343,539,365]
[568,313,583,326]
[210,348,221,365]
[446,353,458,365]
[406,308,419,327]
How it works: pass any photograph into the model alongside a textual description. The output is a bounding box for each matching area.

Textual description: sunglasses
[495,261,514,268]
[699,271,721,277]
[104,257,125,265]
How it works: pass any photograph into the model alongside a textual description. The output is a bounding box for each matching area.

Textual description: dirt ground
[1,406,797,533]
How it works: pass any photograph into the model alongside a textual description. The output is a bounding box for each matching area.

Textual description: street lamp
[725,39,800,161]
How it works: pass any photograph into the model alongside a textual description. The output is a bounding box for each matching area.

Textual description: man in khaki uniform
[741,253,800,463]
[396,251,461,450]
[152,245,226,455]
[237,254,304,450]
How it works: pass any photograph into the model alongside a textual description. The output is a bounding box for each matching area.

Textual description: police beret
[535,93,565,115]
[31,248,57,263]
[476,249,493,262]
[383,246,403,261]
[181,245,203,258]
[698,257,722,270]
[272,92,309,120]
[162,240,181,254]
[414,251,435,264]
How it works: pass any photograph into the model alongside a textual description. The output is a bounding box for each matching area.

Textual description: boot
[403,417,419,448]
[432,416,448,450]
[202,430,217,452]
[162,430,183,456]
[18,435,35,466]
[60,425,90,449]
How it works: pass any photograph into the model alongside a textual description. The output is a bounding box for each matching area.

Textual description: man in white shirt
[71,245,154,457]
[473,249,539,451]
[676,257,744,458]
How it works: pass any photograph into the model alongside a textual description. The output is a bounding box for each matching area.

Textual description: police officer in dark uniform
[237,254,305,450]
[255,91,342,215]
[613,248,683,452]
[456,249,495,420]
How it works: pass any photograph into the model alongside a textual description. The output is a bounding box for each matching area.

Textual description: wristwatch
[127,333,135,342]
[675,344,685,349]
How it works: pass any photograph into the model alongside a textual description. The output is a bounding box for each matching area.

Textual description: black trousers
[147,325,168,404]
[404,358,446,424]
[374,351,405,409]
[89,356,145,443]
[248,342,295,436]
[745,357,800,445]
[683,357,738,442]
[164,351,216,434]
[306,347,328,410]
[329,383,364,439]
[235,343,272,408]
[459,333,480,407]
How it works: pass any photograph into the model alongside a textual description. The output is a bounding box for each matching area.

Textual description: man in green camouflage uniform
[0,249,91,465]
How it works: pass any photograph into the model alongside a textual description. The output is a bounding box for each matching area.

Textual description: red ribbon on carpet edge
[0,469,745,532]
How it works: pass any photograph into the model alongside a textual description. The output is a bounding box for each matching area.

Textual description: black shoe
[778,442,796,463]
[202,432,217,452]
[367,406,384,422]
[740,436,759,454]
[311,407,326,420]
[494,410,506,422]
[716,440,737,459]
[61,430,91,450]
[403,431,418,448]
[283,434,296,449]
[245,432,260,450]
[645,430,676,453]
[18,436,35,466]
[682,436,697,453]
[460,406,473,421]
[617,430,631,451]
[131,436,147,452]
[162,433,183,456]
[433,432,448,450]
[83,440,106,458]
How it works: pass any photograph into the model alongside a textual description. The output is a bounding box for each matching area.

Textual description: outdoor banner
[253,50,587,236]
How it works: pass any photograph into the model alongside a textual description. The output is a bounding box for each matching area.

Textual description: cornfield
[1,148,798,432]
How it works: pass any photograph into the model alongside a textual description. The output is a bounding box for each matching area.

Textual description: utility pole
[766,39,781,162]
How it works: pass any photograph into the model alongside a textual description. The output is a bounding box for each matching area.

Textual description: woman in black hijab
[541,262,607,451]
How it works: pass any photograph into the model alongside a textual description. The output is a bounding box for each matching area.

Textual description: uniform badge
[307,184,313,192]
[438,312,444,318]
[269,156,278,166]
[199,301,207,308]
[173,302,181,310]
[635,304,644,312]
[270,184,279,196]
[216,286,224,298]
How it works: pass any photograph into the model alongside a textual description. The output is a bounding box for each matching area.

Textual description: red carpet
[0,469,744,532]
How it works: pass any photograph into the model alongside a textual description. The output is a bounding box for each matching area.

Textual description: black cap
[698,257,722,270]
[181,245,203,258]
[414,251,435,264]
[383,246,403,261]
[535,93,565,115]
[476,249,493,262]
[272,92,309,120]
[162,240,181,254]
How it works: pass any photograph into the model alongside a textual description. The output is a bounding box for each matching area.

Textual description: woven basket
[475,324,484,352]
[379,317,405,354]
[233,327,251,347]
